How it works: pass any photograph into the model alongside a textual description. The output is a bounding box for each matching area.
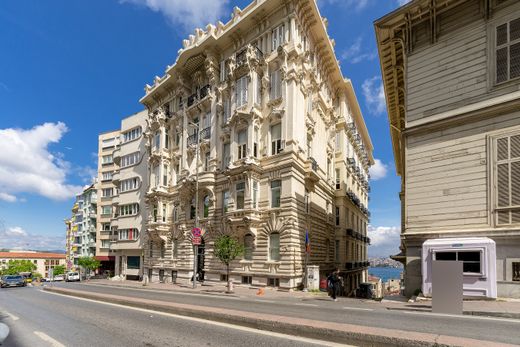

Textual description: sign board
[192,227,202,245]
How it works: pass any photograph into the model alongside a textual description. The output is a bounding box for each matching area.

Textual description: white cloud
[397,0,412,6]
[368,225,401,257]
[362,76,386,115]
[121,0,229,31]
[5,226,27,237]
[0,192,17,203]
[0,226,64,251]
[369,159,388,181]
[0,122,83,201]
[341,38,377,64]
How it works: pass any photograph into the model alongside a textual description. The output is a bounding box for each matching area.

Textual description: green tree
[77,257,101,279]
[52,265,65,276]
[213,235,244,293]
[3,260,37,275]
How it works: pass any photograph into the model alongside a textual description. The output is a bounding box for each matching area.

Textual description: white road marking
[34,331,66,347]
[401,310,520,323]
[4,312,19,321]
[254,299,276,303]
[343,307,374,311]
[42,291,353,347]
[293,303,319,307]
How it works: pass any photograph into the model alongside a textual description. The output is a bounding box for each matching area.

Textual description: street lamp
[188,121,200,289]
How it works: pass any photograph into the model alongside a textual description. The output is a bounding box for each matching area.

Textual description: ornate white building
[140,0,373,291]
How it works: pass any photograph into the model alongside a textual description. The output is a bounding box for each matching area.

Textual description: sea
[368,267,403,282]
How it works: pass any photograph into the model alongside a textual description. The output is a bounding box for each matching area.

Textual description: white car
[54,275,65,281]
[65,272,80,282]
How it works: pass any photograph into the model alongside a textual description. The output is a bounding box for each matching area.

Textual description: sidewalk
[42,286,517,347]
[84,279,520,319]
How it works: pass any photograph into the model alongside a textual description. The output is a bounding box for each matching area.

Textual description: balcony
[346,228,354,237]
[236,49,247,66]
[304,157,319,184]
[187,127,211,146]
[199,84,210,99]
[187,93,197,107]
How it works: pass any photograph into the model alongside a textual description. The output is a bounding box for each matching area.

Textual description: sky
[0,0,410,256]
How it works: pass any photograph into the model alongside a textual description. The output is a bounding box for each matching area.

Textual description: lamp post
[189,121,200,289]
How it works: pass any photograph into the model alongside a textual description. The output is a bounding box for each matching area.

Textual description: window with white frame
[235,75,248,108]
[162,203,167,222]
[244,234,253,260]
[119,203,139,217]
[204,152,210,171]
[102,188,113,198]
[222,190,230,213]
[435,250,482,274]
[220,60,227,82]
[102,155,113,165]
[236,182,245,210]
[269,232,280,261]
[120,177,140,192]
[102,223,111,231]
[223,96,231,124]
[336,169,341,189]
[101,240,110,248]
[119,228,139,241]
[237,129,247,160]
[253,127,259,158]
[101,205,112,216]
[121,152,140,168]
[270,69,281,100]
[122,127,142,143]
[163,164,169,186]
[255,75,262,105]
[102,171,113,181]
[203,195,210,218]
[495,18,520,84]
[152,164,160,188]
[153,131,161,150]
[272,24,285,50]
[271,123,282,155]
[271,180,281,208]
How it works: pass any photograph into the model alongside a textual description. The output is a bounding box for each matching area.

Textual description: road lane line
[34,331,65,347]
[343,306,374,311]
[2,311,20,321]
[293,303,319,307]
[401,310,520,323]
[254,299,276,303]
[42,291,352,347]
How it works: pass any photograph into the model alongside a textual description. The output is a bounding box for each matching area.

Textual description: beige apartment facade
[376,0,520,297]
[96,130,120,273]
[111,111,148,280]
[140,0,373,292]
[0,252,66,278]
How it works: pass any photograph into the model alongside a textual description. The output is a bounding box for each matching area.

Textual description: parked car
[53,275,65,281]
[0,275,27,288]
[65,272,80,282]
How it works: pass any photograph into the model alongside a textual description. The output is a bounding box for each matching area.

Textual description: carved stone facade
[141,0,373,291]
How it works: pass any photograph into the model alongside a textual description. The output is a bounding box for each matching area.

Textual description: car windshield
[6,276,23,280]
[69,272,79,276]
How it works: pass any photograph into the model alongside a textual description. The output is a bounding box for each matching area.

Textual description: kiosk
[422,237,497,299]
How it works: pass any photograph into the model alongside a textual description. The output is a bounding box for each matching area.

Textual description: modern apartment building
[111,110,148,280]
[68,184,97,268]
[96,130,120,273]
[375,0,520,297]
[139,0,373,291]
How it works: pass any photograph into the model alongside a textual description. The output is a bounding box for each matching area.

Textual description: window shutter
[510,18,520,41]
[497,23,508,46]
[510,42,520,79]
[497,47,508,83]
[512,135,520,159]
[497,163,510,207]
[497,137,509,161]
[512,161,520,206]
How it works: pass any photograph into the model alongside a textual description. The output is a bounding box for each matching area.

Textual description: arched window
[244,234,253,260]
[203,195,210,218]
[269,232,280,261]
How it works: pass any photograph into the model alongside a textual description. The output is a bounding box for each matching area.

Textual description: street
[0,286,343,347]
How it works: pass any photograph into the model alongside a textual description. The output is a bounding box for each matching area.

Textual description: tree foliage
[213,235,244,292]
[52,265,65,276]
[2,260,37,275]
[77,257,101,278]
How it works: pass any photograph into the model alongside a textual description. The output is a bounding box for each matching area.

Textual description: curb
[385,307,520,320]
[43,286,515,347]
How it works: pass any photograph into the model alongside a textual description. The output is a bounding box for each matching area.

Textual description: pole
[192,121,200,289]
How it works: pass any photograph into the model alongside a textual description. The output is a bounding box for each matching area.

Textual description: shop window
[513,262,520,281]
[242,276,252,285]
[435,251,481,274]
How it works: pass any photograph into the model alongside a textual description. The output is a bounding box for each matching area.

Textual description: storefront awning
[94,256,115,261]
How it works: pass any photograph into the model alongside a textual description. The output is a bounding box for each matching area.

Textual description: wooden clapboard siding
[405,111,520,233]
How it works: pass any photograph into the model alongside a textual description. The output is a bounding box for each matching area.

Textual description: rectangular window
[336,169,341,189]
[120,177,139,192]
[220,60,227,82]
[222,190,230,213]
[154,132,161,150]
[241,276,253,285]
[102,155,113,165]
[102,188,113,198]
[165,131,169,149]
[101,205,112,216]
[335,206,340,226]
[223,96,231,124]
[122,127,142,143]
[272,24,285,51]
[269,233,280,261]
[121,152,140,168]
[513,262,520,281]
[127,256,140,269]
[270,69,281,100]
[119,228,139,241]
[271,180,281,208]
[101,240,110,248]
[237,130,247,160]
[223,143,231,169]
[271,123,282,155]
[495,18,520,84]
[236,76,248,108]
[204,152,210,171]
[255,75,262,105]
[102,171,113,181]
[236,182,245,210]
[162,204,167,222]
[494,134,520,225]
[163,164,168,186]
[119,203,139,217]
[102,223,111,231]
[254,127,259,158]
[435,251,482,274]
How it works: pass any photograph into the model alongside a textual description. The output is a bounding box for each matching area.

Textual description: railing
[255,47,263,60]
[200,127,211,140]
[187,133,198,146]
[236,50,247,66]
[309,157,318,172]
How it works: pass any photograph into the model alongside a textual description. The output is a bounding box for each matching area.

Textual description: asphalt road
[48,282,520,345]
[0,286,343,347]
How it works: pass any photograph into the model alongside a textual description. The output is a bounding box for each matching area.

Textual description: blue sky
[0,0,408,256]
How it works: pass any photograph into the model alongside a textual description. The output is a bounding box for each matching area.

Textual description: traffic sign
[192,227,202,245]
